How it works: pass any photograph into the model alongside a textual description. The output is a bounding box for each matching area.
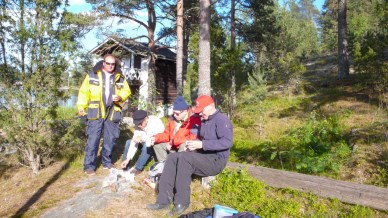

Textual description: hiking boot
[84,169,96,175]
[168,204,189,216]
[129,168,142,176]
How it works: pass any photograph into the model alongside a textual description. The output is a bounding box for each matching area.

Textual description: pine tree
[0,0,95,174]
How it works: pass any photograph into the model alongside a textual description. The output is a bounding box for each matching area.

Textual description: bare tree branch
[110,13,148,29]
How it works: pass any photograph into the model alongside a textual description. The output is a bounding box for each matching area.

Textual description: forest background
[0,0,387,217]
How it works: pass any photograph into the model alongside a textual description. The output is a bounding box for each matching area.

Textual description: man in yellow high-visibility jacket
[77,54,131,175]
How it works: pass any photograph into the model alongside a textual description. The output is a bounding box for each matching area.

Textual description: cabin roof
[88,37,176,61]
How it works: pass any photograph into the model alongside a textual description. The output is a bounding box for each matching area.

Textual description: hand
[166,144,172,151]
[121,159,130,169]
[113,95,122,102]
[150,136,155,145]
[185,140,202,151]
[133,135,142,143]
[78,108,85,116]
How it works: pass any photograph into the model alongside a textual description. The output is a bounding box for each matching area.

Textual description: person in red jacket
[151,96,201,162]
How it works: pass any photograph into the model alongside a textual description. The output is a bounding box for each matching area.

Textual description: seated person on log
[146,95,234,216]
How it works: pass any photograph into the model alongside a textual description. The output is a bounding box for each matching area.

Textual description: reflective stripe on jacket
[77,70,131,121]
[154,108,201,149]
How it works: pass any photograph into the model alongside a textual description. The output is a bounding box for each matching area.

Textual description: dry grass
[0,157,84,217]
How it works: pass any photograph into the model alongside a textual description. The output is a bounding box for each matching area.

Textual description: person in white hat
[121,110,164,175]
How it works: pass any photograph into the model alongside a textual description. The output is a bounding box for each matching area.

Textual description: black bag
[179,208,213,218]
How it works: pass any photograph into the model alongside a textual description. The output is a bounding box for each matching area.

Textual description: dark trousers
[84,118,119,170]
[156,152,227,206]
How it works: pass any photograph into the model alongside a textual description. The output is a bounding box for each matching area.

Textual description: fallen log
[227,162,388,211]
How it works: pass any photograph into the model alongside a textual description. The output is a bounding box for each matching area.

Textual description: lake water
[59,94,78,108]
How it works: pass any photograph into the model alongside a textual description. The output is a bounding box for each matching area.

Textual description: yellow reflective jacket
[77,69,131,121]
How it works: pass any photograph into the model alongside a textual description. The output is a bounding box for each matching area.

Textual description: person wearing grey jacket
[146,95,233,216]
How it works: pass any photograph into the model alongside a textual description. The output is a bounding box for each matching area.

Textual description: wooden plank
[227,162,388,211]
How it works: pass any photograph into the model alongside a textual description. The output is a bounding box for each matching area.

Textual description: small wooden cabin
[88,37,177,115]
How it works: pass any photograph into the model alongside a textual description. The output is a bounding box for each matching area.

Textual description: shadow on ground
[12,155,77,217]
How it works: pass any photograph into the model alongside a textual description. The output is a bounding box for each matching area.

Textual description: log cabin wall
[155,59,177,104]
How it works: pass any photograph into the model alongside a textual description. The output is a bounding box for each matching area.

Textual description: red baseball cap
[193,95,214,113]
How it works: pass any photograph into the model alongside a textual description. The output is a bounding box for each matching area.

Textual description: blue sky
[67,0,152,52]
[67,0,326,52]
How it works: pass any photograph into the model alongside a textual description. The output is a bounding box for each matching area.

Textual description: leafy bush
[263,111,352,174]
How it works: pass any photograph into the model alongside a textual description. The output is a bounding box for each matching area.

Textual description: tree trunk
[228,0,236,117]
[0,7,6,66]
[146,0,157,108]
[176,0,184,95]
[0,2,5,66]
[338,0,349,79]
[27,147,40,175]
[183,27,189,92]
[19,0,25,74]
[198,0,211,96]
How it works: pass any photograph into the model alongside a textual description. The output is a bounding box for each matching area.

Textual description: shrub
[264,111,352,174]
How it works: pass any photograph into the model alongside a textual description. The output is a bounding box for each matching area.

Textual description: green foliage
[275,52,307,85]
[352,1,387,107]
[276,2,321,59]
[0,0,94,174]
[237,67,268,106]
[57,106,77,120]
[265,111,352,174]
[237,0,280,59]
[55,119,87,159]
[231,105,353,175]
